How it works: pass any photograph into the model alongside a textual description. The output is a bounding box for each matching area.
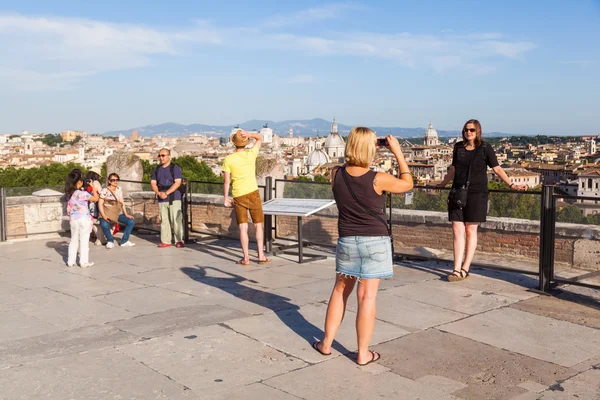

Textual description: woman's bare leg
[319,274,356,353]
[356,278,381,364]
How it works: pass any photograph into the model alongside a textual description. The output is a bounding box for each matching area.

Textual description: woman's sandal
[448,269,470,282]
[312,341,331,356]
[357,351,381,366]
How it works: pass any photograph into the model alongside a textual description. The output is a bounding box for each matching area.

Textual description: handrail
[553,194,600,201]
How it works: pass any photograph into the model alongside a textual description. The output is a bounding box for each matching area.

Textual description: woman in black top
[312,127,413,366]
[437,120,526,281]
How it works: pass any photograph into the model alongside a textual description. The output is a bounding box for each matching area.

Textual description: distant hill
[103,118,513,139]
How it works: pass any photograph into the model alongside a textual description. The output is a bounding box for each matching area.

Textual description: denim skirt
[335,236,393,279]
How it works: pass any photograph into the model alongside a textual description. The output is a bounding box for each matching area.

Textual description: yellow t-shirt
[222,146,259,198]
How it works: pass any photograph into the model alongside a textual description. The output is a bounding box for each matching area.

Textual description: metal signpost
[262,198,336,264]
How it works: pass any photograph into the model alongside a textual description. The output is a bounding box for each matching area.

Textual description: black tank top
[333,167,388,237]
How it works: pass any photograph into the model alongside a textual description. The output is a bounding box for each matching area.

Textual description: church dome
[307,149,331,166]
[325,132,345,149]
[425,123,438,138]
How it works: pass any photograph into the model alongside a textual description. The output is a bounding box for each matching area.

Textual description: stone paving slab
[19,295,138,330]
[0,287,76,312]
[226,302,410,364]
[538,369,600,399]
[117,324,307,397]
[0,258,64,274]
[379,264,444,289]
[96,286,205,315]
[387,279,520,314]
[270,260,337,280]
[346,291,468,331]
[64,260,149,278]
[0,268,93,289]
[0,348,195,399]
[0,310,59,343]
[415,375,468,395]
[511,294,600,330]
[374,329,574,400]
[0,324,140,368]
[115,267,194,286]
[48,276,147,298]
[265,357,458,400]
[204,383,302,400]
[0,280,25,295]
[110,304,250,338]
[453,269,540,301]
[440,307,600,367]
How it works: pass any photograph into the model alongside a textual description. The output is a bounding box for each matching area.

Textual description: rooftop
[0,234,599,399]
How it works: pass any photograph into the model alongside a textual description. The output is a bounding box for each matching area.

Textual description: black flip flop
[312,341,331,356]
[357,351,381,366]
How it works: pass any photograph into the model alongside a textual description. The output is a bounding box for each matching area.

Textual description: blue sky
[0,0,599,135]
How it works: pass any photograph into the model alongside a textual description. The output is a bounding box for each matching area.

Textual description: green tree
[556,205,584,224]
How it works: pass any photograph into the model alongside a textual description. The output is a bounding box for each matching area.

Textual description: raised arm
[244,132,263,151]
[374,135,413,194]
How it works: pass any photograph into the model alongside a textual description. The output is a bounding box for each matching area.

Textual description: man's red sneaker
[175,242,185,248]
[158,243,172,248]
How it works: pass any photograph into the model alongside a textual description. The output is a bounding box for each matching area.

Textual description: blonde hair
[344,127,376,168]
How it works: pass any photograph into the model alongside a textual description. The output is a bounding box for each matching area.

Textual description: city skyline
[0,0,599,134]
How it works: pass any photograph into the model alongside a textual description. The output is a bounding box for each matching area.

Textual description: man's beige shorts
[233,190,264,224]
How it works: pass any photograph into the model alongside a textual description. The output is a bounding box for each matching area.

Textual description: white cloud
[262,3,360,28]
[0,14,221,91]
[0,6,537,91]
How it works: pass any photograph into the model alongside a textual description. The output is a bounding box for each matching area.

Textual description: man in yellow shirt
[223,129,270,265]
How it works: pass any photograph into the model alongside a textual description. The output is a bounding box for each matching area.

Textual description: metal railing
[1,177,598,293]
[547,190,600,291]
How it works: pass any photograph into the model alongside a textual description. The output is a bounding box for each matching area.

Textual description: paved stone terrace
[0,233,599,399]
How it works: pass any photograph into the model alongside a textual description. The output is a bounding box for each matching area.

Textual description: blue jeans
[99,214,135,244]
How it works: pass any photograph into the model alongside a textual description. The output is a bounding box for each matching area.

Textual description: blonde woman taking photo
[313,127,413,366]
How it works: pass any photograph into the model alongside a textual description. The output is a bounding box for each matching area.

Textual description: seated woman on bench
[98,173,136,249]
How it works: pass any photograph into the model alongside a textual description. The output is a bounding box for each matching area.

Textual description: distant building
[61,130,84,142]
[260,124,273,144]
[491,168,541,188]
[289,127,293,137]
[424,123,440,147]
[324,119,345,161]
[131,130,139,141]
[53,150,80,163]
[590,138,597,155]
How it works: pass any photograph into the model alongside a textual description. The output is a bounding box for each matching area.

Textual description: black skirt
[448,192,489,223]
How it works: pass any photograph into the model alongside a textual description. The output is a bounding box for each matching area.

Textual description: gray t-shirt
[151,164,183,203]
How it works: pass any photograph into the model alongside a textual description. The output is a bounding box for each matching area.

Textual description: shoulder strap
[340,167,391,236]
[170,163,175,180]
[466,145,483,187]
[105,186,120,203]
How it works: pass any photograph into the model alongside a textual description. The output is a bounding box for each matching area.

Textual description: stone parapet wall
[3,191,599,271]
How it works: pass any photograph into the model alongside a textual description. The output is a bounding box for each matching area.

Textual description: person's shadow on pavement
[180,265,350,355]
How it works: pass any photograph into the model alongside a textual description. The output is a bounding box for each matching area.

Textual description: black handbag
[339,167,394,253]
[448,145,482,210]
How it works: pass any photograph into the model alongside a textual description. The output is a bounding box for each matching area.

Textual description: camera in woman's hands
[376,138,388,147]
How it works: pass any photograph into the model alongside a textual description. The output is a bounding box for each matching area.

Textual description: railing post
[265,176,273,253]
[0,187,6,242]
[388,192,395,258]
[538,184,556,292]
[182,178,191,244]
